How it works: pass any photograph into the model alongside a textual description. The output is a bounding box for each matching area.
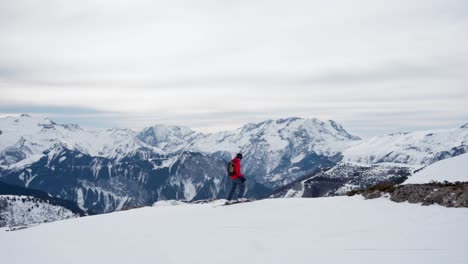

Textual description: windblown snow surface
[405,153,468,184]
[1,197,468,264]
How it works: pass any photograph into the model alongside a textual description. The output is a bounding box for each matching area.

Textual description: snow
[75,188,85,211]
[284,187,304,198]
[151,156,177,170]
[335,183,359,195]
[1,197,467,264]
[137,124,199,153]
[342,127,468,166]
[189,117,358,156]
[182,179,197,201]
[405,153,468,184]
[0,115,162,168]
[291,153,305,163]
[0,195,77,228]
[152,200,187,207]
[24,174,37,188]
[75,184,131,213]
[115,197,130,211]
[1,115,363,188]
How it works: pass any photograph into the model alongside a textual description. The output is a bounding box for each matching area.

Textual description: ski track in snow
[1,197,467,264]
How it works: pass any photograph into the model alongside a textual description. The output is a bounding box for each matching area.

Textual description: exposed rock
[349,182,468,208]
[455,190,468,207]
[362,191,382,200]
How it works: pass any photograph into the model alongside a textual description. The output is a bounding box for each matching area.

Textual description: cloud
[0,0,467,137]
[0,105,103,115]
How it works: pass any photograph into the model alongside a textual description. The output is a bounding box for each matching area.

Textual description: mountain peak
[137,124,198,152]
[152,124,194,133]
[38,118,57,125]
[275,117,302,124]
[327,120,361,140]
[461,123,468,129]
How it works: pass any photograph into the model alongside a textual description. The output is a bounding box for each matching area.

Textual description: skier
[226,153,247,204]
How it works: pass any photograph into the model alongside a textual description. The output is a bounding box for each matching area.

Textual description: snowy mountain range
[273,123,468,198]
[138,117,360,187]
[1,114,467,213]
[342,124,468,165]
[1,115,357,213]
[0,114,162,168]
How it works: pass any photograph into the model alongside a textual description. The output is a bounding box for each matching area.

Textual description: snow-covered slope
[1,197,467,264]
[342,125,468,166]
[0,195,77,229]
[405,153,468,184]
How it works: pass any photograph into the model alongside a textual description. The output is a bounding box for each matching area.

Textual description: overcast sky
[1,0,467,137]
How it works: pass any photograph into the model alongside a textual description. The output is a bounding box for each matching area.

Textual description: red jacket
[230,157,243,179]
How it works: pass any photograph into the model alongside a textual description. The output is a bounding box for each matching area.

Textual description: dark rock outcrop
[349,182,468,208]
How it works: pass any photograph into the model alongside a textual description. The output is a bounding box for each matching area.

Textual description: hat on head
[236,153,243,159]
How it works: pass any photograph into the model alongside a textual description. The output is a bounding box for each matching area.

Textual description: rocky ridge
[349,181,468,208]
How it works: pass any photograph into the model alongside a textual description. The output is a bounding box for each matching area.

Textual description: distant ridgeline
[1,114,467,214]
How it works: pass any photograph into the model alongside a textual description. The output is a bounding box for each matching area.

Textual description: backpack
[227,161,235,176]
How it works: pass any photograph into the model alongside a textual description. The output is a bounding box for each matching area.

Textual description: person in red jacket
[226,153,247,203]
